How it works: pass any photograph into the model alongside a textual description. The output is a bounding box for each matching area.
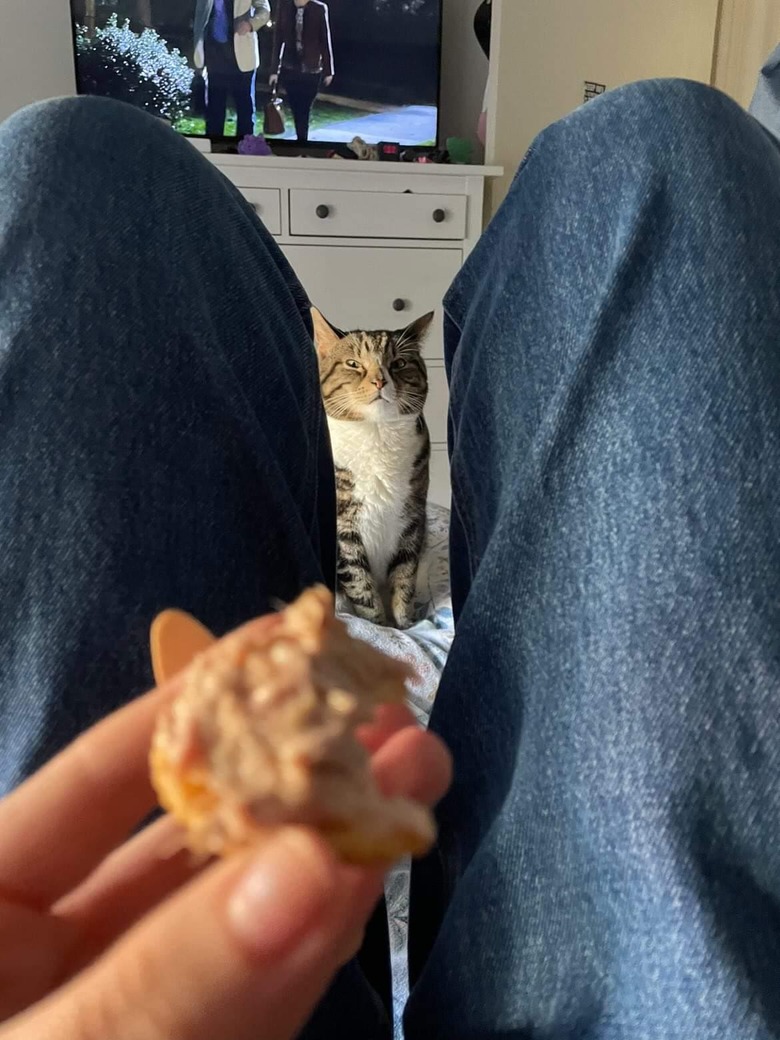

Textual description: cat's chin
[361,398,403,422]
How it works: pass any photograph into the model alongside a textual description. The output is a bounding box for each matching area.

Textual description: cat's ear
[311,307,343,358]
[401,311,435,349]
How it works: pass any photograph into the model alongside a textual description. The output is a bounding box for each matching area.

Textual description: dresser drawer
[281,245,460,361]
[425,363,448,446]
[241,188,282,235]
[289,189,467,240]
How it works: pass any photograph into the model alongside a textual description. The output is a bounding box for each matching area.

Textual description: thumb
[32,830,385,1040]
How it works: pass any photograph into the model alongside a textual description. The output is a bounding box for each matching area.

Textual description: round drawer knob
[316,204,330,219]
[392,298,406,312]
[432,208,446,223]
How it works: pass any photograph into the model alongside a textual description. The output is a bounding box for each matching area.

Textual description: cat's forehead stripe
[345,332,390,358]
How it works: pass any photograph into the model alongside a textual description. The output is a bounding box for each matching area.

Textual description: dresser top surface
[206,153,503,178]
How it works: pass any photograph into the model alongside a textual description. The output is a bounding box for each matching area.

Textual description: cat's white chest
[328,417,418,583]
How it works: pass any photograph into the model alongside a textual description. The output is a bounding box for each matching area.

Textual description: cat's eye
[345,359,362,369]
[391,359,407,370]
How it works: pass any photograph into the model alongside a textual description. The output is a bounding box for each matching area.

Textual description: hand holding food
[0,592,451,1040]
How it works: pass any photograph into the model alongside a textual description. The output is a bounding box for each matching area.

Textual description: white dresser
[208,155,500,506]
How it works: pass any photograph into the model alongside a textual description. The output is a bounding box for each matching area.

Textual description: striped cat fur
[312,307,433,629]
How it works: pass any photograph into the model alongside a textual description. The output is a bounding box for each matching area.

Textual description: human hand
[323,76,333,87]
[237,18,253,35]
[0,620,451,1040]
[269,73,279,88]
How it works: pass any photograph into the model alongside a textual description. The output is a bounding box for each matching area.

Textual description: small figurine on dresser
[348,136,380,161]
[238,134,273,155]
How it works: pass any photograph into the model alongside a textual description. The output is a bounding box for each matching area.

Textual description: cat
[311,307,433,629]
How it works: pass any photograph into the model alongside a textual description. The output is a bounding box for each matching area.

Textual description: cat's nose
[372,377,386,389]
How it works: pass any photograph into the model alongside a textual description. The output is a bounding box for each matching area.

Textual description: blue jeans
[3,81,780,1039]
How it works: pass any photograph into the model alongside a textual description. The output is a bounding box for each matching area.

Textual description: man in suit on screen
[194,0,271,137]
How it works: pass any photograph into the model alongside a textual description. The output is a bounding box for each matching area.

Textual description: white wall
[0,1,77,125]
[485,0,721,213]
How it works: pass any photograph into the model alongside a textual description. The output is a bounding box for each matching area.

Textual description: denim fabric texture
[408,80,780,1040]
[0,96,334,793]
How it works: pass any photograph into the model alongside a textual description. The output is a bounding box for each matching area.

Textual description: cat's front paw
[352,600,388,626]
[391,606,418,630]
[389,584,419,630]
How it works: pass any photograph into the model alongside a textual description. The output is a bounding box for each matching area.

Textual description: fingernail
[227,829,338,957]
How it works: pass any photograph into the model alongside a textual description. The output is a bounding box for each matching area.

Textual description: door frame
[713,0,780,107]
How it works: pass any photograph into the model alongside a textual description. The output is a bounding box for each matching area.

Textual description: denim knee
[1,93,175,147]
[529,77,767,191]
[584,77,745,137]
[0,95,191,208]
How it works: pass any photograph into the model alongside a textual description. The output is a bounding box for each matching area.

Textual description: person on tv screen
[194,0,271,138]
[270,0,334,144]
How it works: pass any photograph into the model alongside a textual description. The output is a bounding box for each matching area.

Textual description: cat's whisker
[394,331,418,354]
[327,400,356,419]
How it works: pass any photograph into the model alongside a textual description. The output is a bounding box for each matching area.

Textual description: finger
[0,682,176,909]
[55,724,451,964]
[373,727,453,807]
[53,816,205,971]
[0,899,81,1023]
[357,701,418,754]
[25,829,387,1040]
[0,615,276,907]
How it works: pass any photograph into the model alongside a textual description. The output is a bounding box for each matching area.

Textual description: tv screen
[68,1,442,148]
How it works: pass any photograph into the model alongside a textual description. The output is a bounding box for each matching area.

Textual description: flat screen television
[68,1,442,150]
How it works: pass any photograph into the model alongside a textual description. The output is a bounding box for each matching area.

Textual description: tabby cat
[311,307,433,629]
